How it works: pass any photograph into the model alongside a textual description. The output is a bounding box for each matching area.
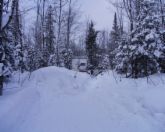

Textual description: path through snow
[0,67,165,132]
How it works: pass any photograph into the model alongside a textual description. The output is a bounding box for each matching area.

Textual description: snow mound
[29,66,89,96]
[0,67,165,132]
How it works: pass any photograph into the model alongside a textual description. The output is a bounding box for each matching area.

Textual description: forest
[0,0,164,95]
[0,1,165,131]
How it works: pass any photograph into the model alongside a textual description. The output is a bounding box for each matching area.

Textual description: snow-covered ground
[0,67,165,132]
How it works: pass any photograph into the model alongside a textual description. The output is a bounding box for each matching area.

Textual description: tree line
[0,0,165,95]
[0,0,81,95]
[85,0,165,78]
[110,0,165,78]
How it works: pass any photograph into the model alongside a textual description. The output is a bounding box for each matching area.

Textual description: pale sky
[79,0,115,30]
[21,0,115,31]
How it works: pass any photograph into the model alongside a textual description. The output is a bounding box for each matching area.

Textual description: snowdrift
[0,66,165,132]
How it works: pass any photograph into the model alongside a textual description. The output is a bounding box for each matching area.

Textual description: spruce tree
[115,34,130,75]
[45,5,55,61]
[8,0,25,72]
[109,12,120,68]
[115,0,164,78]
[86,21,98,75]
[0,0,18,95]
[61,48,73,69]
[110,12,120,51]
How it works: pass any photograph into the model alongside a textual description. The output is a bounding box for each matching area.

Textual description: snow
[0,67,165,132]
[154,50,162,57]
[145,31,154,41]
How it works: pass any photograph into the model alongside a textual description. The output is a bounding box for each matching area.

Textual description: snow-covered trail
[0,67,165,132]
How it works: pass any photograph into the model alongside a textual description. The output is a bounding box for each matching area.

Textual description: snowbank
[0,67,165,132]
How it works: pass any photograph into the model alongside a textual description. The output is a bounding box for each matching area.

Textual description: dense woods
[0,0,165,95]
[113,0,165,78]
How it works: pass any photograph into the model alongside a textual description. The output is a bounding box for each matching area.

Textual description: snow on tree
[159,29,165,72]
[26,47,37,72]
[48,54,57,66]
[85,21,99,75]
[61,48,73,69]
[7,0,25,72]
[100,54,110,71]
[115,0,165,78]
[110,12,120,52]
[109,12,120,69]
[115,34,130,75]
[44,5,55,64]
[0,0,19,95]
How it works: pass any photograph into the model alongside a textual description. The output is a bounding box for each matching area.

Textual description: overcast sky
[79,0,115,30]
[21,0,115,31]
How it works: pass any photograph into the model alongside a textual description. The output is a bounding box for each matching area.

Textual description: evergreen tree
[26,47,37,72]
[115,0,164,78]
[0,0,18,95]
[48,54,57,66]
[44,5,55,65]
[115,34,130,75]
[109,12,120,68]
[110,12,120,51]
[7,0,25,72]
[86,21,98,75]
[61,48,73,69]
[100,54,110,71]
[159,30,165,72]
